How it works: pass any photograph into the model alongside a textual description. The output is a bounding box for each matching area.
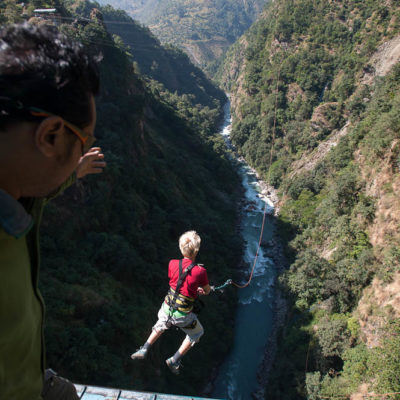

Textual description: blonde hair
[179,230,201,259]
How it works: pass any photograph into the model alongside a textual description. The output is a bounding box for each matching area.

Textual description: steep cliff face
[216,36,250,111]
[70,3,227,111]
[219,1,400,398]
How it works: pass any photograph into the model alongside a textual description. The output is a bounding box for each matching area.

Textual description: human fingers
[87,146,102,152]
[88,168,104,174]
[82,151,104,161]
[83,147,104,156]
[81,151,99,160]
[91,161,107,168]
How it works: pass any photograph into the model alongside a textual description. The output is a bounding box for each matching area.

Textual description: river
[211,101,276,400]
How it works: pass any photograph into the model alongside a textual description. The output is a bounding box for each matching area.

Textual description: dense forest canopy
[219,0,400,398]
[1,0,243,395]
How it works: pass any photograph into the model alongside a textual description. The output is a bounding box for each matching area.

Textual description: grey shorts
[153,304,204,344]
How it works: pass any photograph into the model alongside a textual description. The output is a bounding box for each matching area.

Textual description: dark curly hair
[0,23,100,130]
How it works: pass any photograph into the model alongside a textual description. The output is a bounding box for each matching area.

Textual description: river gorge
[211,101,280,400]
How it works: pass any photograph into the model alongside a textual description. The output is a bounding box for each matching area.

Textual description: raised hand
[76,147,106,179]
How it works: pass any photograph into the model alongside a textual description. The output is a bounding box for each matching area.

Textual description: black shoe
[131,347,148,360]
[166,357,181,375]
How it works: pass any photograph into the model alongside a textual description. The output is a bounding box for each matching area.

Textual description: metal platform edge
[74,383,225,400]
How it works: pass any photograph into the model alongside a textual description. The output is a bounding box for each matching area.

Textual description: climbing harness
[165,259,196,327]
[165,287,195,313]
[192,298,205,314]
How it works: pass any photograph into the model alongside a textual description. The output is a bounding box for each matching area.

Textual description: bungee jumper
[131,230,211,375]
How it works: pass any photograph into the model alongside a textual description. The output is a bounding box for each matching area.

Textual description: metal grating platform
[75,384,223,400]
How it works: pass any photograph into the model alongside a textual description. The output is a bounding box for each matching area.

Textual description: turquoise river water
[212,102,276,400]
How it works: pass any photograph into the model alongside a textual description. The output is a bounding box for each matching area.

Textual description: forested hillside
[96,0,267,70]
[219,0,400,398]
[68,1,227,111]
[1,0,242,395]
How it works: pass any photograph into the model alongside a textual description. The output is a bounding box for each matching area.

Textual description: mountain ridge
[96,0,268,69]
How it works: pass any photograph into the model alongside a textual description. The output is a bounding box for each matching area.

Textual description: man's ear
[34,116,66,157]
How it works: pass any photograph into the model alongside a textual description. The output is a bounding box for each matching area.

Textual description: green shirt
[0,175,75,400]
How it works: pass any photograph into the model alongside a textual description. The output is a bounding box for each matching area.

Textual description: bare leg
[177,337,192,356]
[147,329,163,345]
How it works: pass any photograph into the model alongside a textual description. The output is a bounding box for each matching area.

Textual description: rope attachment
[211,279,233,292]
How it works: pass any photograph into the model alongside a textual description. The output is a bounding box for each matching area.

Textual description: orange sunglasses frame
[29,107,96,152]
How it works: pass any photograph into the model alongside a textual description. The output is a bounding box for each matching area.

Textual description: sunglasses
[28,107,96,154]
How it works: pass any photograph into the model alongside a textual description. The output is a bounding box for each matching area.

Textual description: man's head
[0,23,100,198]
[179,231,201,260]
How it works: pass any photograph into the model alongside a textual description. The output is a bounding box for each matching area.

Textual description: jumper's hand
[76,147,106,179]
[200,284,211,295]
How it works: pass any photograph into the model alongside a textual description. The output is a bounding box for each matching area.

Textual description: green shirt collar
[0,189,33,238]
